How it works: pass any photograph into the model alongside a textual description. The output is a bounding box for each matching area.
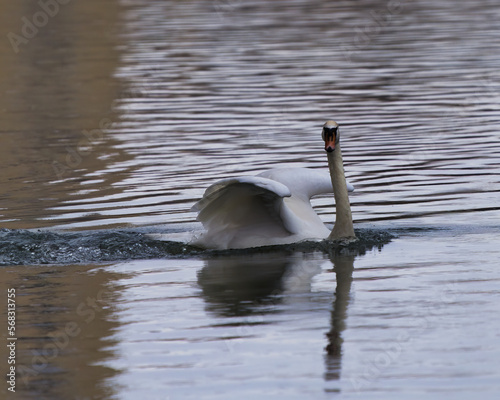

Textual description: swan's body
[192,121,356,249]
[192,168,353,249]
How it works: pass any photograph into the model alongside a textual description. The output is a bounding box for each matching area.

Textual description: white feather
[191,168,354,249]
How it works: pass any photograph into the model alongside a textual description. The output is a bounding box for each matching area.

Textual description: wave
[0,229,194,266]
[0,228,394,266]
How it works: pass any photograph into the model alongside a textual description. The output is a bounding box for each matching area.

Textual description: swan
[191,121,356,249]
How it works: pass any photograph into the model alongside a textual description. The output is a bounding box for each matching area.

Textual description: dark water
[1,0,500,399]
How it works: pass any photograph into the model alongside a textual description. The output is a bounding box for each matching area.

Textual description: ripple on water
[1,1,500,400]
[1,1,499,232]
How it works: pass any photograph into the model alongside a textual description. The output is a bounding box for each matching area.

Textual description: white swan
[191,121,356,249]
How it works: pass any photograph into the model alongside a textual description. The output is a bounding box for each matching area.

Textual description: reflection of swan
[197,252,326,316]
[325,252,355,383]
[197,253,291,316]
[192,121,356,249]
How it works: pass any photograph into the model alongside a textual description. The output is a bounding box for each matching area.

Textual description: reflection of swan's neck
[327,144,356,240]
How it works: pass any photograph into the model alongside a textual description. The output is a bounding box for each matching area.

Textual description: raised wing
[191,176,293,249]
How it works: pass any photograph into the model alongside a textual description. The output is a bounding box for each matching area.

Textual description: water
[1,0,500,398]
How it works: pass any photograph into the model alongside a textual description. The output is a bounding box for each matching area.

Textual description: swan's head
[322,120,339,153]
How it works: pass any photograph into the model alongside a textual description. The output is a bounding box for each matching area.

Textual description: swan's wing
[191,176,290,213]
[258,168,354,198]
[191,176,294,248]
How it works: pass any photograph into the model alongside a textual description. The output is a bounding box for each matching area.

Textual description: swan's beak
[325,140,336,152]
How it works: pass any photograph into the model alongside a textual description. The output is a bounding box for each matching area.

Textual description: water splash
[0,228,394,266]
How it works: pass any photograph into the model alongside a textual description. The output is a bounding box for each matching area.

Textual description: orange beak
[324,139,336,152]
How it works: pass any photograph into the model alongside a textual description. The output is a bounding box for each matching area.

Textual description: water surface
[1,0,499,399]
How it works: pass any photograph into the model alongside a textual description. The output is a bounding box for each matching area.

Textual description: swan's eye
[323,127,338,141]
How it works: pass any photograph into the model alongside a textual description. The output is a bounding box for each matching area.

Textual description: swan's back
[258,168,335,199]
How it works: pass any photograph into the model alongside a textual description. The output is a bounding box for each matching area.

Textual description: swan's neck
[327,144,356,241]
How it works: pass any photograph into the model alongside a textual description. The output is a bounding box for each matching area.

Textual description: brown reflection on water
[0,264,128,399]
[0,0,131,229]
